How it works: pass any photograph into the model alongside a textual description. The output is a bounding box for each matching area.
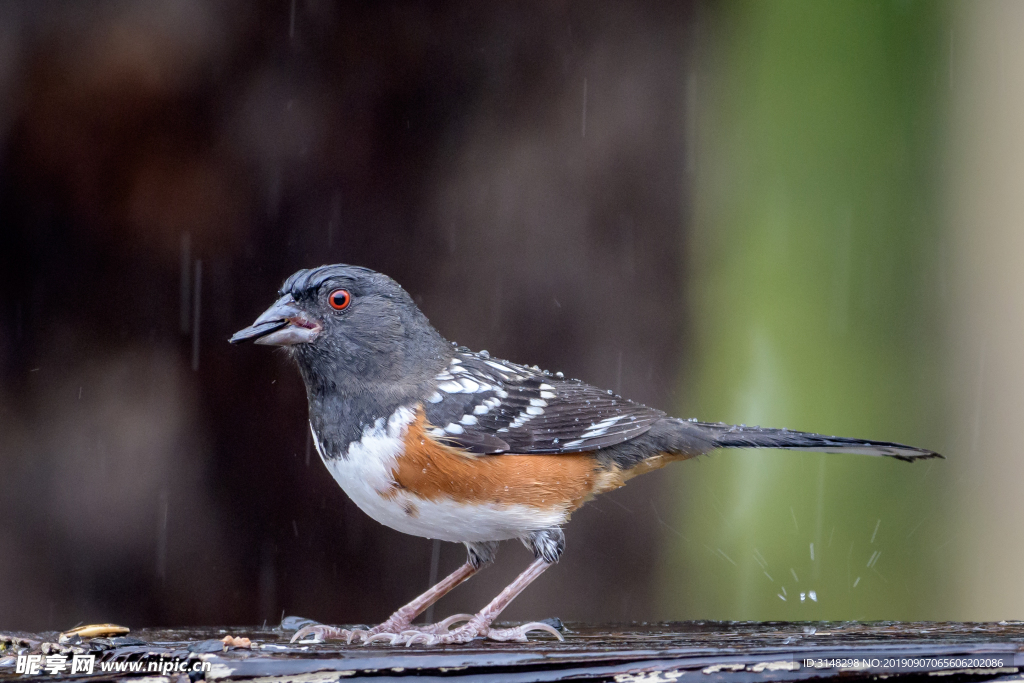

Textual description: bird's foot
[363,614,474,645]
[367,618,563,646]
[293,614,476,645]
[290,624,360,644]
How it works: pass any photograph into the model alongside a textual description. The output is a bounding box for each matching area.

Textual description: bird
[230,264,941,646]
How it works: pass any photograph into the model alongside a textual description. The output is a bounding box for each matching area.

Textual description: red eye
[328,289,351,310]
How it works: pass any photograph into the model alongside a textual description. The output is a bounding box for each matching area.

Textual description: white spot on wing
[525,406,544,416]
[580,415,625,439]
[460,414,478,426]
[508,414,531,429]
[444,423,465,434]
[427,391,443,403]
[438,381,464,393]
[529,398,547,407]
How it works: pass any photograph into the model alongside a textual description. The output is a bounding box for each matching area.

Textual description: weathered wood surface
[3,621,1023,682]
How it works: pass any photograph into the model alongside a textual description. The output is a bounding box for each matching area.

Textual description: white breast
[309,408,565,543]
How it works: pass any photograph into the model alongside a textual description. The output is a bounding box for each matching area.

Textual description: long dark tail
[597,418,942,469]
[693,420,941,462]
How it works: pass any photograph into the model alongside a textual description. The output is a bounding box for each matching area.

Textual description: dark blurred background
[0,0,695,629]
[3,0,1020,631]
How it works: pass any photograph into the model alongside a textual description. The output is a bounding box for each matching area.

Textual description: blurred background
[0,0,1019,631]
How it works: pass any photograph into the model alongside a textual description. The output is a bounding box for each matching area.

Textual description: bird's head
[231,264,450,391]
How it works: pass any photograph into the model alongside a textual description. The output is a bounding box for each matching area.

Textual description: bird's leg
[389,529,566,646]
[361,561,477,638]
[292,541,497,644]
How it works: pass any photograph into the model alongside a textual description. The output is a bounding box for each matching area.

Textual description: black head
[231,264,452,397]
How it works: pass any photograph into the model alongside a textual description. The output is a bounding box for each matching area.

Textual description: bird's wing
[421,350,665,455]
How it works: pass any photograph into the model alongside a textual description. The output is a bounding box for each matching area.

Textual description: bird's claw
[364,631,401,645]
[290,625,351,644]
[365,619,562,646]
[360,614,473,646]
[344,629,370,644]
[290,625,376,644]
[400,630,433,646]
[424,613,474,633]
[485,621,564,643]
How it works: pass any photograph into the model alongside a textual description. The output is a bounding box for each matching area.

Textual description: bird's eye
[328,289,351,310]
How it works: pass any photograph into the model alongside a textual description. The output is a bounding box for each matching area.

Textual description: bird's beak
[229,294,322,346]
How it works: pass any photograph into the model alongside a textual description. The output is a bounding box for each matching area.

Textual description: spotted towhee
[230,264,940,646]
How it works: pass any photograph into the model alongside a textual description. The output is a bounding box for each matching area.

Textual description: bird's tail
[691,420,941,462]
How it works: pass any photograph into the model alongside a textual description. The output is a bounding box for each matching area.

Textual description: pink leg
[372,561,478,632]
[390,558,563,646]
[291,562,479,644]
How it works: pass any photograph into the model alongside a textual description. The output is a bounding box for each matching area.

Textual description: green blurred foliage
[661,0,947,619]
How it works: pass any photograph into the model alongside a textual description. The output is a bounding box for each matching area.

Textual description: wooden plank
[2,622,1022,682]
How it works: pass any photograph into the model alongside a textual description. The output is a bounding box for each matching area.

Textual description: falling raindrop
[179,233,191,334]
[581,77,588,139]
[191,259,202,371]
[156,490,169,583]
[685,71,697,175]
[423,539,442,624]
[328,191,341,250]
[615,351,623,396]
[260,541,277,621]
